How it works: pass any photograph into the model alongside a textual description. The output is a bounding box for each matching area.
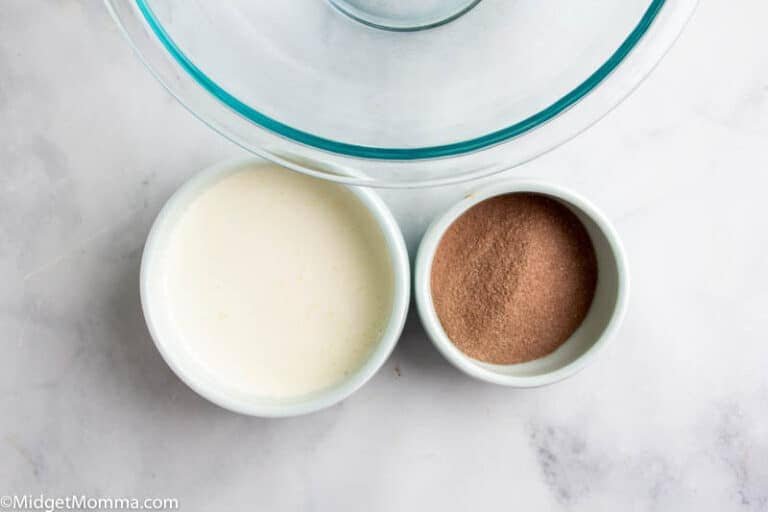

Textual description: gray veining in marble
[1,1,767,510]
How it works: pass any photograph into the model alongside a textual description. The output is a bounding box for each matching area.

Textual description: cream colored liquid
[163,165,393,398]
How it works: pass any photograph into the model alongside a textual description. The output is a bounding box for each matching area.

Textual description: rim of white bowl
[140,158,411,416]
[414,179,629,387]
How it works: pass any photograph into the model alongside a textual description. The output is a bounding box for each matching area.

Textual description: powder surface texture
[430,193,598,364]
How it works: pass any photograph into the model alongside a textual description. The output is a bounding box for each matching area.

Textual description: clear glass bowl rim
[133,0,664,160]
[105,0,698,187]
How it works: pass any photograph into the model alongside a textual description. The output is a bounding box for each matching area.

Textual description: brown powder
[430,193,598,364]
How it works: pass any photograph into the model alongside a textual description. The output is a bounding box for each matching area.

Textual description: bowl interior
[132,0,660,153]
[329,0,482,31]
[418,187,626,385]
[471,200,622,380]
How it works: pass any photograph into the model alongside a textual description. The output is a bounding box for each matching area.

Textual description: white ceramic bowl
[141,159,410,416]
[415,180,629,386]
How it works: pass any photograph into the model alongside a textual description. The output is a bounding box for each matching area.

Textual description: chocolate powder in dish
[430,193,598,365]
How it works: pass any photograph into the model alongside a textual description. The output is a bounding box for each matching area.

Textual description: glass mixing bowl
[106,0,697,187]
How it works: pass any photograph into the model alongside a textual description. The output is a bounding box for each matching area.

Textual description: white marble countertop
[2,1,767,510]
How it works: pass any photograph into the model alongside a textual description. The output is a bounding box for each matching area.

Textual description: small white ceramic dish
[415,180,629,387]
[140,158,410,417]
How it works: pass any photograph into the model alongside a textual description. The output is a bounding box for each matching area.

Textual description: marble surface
[1,1,767,510]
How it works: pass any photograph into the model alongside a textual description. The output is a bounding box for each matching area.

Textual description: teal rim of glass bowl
[136,0,665,160]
